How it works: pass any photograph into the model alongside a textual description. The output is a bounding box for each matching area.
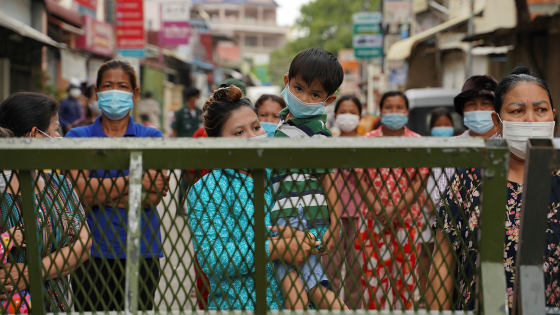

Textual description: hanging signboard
[352,11,383,59]
[161,2,191,46]
[116,0,145,58]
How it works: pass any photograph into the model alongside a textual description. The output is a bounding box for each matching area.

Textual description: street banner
[384,0,414,24]
[161,2,191,46]
[352,11,383,59]
[116,0,145,58]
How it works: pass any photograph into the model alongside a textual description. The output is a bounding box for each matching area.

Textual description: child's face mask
[281,82,328,118]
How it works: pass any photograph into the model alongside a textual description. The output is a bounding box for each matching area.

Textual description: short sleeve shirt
[360,126,430,226]
[270,108,332,223]
[172,107,203,137]
[65,116,163,259]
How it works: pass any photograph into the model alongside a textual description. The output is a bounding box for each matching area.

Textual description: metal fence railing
[0,137,514,315]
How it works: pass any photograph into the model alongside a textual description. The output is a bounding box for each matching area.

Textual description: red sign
[115,0,145,50]
[75,0,97,10]
[76,15,115,57]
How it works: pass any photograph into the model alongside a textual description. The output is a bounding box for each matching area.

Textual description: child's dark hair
[430,107,454,129]
[203,85,254,137]
[334,95,362,114]
[0,92,59,137]
[494,64,554,114]
[288,48,344,96]
[255,94,286,111]
[379,91,409,110]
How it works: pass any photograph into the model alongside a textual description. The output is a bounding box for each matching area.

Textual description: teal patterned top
[0,173,86,312]
[187,169,283,310]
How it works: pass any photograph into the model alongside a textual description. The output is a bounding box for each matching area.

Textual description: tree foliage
[269,0,380,86]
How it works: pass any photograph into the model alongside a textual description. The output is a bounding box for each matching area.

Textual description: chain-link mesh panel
[0,147,508,314]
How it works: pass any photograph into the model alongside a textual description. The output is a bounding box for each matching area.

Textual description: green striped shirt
[271,108,333,223]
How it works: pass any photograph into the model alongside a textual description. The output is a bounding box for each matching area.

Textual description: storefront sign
[116,0,145,57]
[352,12,383,59]
[384,0,414,24]
[76,15,115,57]
[75,0,97,17]
[161,3,191,46]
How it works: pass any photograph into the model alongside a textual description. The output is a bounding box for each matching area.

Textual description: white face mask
[501,118,555,159]
[69,88,82,98]
[336,114,360,133]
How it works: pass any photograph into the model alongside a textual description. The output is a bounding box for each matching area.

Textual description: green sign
[352,11,383,59]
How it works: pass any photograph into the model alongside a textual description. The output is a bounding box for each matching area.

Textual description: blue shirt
[66,116,163,259]
[188,169,283,310]
[59,97,83,130]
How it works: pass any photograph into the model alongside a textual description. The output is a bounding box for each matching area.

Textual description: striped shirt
[271,108,332,224]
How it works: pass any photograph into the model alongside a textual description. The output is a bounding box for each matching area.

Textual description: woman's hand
[269,226,317,246]
[142,170,169,196]
[280,237,320,266]
[0,263,28,299]
[7,227,24,248]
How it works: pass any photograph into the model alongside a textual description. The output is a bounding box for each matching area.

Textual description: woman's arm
[42,222,92,280]
[68,169,129,207]
[395,172,429,211]
[322,173,342,254]
[426,227,455,310]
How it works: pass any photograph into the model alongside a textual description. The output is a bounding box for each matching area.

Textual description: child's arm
[321,172,341,255]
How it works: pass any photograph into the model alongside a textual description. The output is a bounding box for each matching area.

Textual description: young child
[270,48,346,310]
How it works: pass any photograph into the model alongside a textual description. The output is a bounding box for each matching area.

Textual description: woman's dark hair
[429,107,454,129]
[334,95,362,114]
[254,94,286,111]
[494,64,554,113]
[203,85,253,137]
[0,92,59,137]
[96,60,139,91]
[379,91,409,110]
[288,48,344,96]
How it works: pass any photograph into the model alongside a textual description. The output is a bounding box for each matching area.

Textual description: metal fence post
[125,152,143,315]
[479,140,510,315]
[19,171,47,315]
[513,139,555,315]
[252,169,267,315]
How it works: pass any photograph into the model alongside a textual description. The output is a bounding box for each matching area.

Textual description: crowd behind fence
[0,137,557,315]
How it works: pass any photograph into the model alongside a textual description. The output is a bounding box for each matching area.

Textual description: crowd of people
[0,46,558,314]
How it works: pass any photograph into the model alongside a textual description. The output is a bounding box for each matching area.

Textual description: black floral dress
[434,168,560,311]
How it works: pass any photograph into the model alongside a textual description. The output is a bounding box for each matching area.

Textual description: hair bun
[510,63,532,76]
[212,84,243,102]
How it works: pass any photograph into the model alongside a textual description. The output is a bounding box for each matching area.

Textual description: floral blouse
[434,168,560,311]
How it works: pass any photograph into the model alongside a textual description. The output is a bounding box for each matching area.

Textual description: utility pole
[466,0,474,79]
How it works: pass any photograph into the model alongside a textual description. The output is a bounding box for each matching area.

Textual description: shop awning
[387,14,471,61]
[0,10,61,47]
[45,0,83,28]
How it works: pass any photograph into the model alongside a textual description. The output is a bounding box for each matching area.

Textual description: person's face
[221,106,266,138]
[188,95,200,108]
[29,114,61,138]
[283,75,336,106]
[433,115,453,128]
[335,100,361,118]
[463,95,494,112]
[258,99,283,123]
[381,96,408,115]
[493,82,556,127]
[96,68,140,101]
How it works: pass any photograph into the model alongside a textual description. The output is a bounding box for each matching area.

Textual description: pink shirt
[335,169,362,218]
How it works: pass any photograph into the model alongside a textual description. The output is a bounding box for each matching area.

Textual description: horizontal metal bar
[0,138,505,170]
[56,311,476,315]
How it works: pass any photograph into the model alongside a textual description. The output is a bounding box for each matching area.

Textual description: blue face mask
[463,110,495,135]
[431,126,454,137]
[97,90,134,121]
[281,83,327,118]
[260,122,278,137]
[381,113,408,131]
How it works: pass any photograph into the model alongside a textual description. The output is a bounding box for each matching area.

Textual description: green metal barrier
[0,137,510,315]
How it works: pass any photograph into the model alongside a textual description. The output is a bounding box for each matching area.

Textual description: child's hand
[320,228,337,256]
[269,226,319,246]
[7,227,24,248]
[379,204,395,226]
